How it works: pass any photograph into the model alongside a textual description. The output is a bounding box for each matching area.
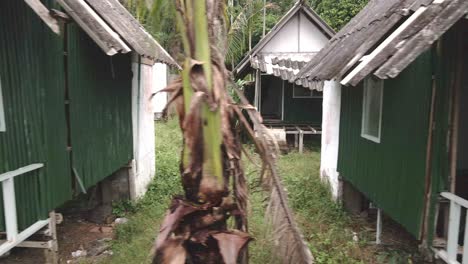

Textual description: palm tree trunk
[152,1,250,263]
[262,0,266,37]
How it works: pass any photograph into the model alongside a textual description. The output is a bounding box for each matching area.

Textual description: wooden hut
[234,1,334,152]
[0,0,177,260]
[296,0,468,262]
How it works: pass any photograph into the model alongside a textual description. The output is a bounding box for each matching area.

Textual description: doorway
[260,75,283,121]
[451,20,468,201]
[455,73,468,200]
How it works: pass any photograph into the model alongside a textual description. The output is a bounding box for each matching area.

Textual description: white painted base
[131,59,157,200]
[320,80,341,200]
[320,168,340,200]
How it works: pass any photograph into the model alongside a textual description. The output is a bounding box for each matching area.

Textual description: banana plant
[152,0,251,263]
[150,1,315,263]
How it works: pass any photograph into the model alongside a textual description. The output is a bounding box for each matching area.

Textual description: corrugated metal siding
[0,0,72,230]
[67,24,133,189]
[283,81,322,125]
[337,52,433,237]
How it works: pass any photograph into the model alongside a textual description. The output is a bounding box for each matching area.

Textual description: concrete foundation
[87,166,131,224]
[341,179,367,215]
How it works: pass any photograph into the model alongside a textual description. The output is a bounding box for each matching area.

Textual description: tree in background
[309,0,368,31]
[123,0,368,67]
[122,0,181,58]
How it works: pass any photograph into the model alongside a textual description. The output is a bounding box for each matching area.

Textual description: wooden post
[447,201,461,259]
[3,178,18,242]
[254,70,261,112]
[376,208,382,245]
[44,212,59,264]
[299,130,304,154]
[463,212,468,264]
[449,32,463,193]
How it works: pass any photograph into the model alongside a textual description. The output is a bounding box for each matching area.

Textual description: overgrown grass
[102,118,409,263]
[100,119,182,264]
[277,150,370,263]
[242,142,373,264]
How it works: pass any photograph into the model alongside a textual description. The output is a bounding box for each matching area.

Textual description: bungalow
[295,0,468,262]
[234,1,335,153]
[0,0,177,261]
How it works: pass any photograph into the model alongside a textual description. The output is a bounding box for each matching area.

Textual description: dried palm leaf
[152,0,251,263]
[233,88,314,264]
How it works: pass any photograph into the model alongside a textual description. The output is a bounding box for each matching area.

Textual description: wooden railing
[435,192,468,264]
[0,164,50,256]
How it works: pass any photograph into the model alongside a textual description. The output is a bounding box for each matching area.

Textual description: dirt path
[2,215,114,264]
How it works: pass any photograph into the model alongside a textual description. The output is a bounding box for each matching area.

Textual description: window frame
[0,76,5,132]
[361,77,384,143]
[292,84,323,99]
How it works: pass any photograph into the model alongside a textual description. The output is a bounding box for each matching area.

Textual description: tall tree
[309,0,368,30]
[122,0,180,57]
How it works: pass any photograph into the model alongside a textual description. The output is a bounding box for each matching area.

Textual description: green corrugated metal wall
[337,52,433,237]
[0,0,72,230]
[283,81,322,125]
[67,24,133,189]
[0,2,135,231]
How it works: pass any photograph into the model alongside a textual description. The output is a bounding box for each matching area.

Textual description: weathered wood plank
[296,0,406,81]
[294,0,461,83]
[57,0,131,55]
[342,1,448,86]
[24,0,60,34]
[447,201,461,260]
[84,0,175,66]
[375,0,468,79]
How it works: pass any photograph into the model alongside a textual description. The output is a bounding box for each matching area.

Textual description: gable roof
[295,0,468,86]
[56,0,179,67]
[234,0,335,77]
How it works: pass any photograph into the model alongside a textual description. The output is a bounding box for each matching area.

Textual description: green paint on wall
[0,0,72,230]
[67,25,133,190]
[338,52,433,237]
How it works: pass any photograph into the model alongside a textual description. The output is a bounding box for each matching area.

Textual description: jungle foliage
[122,0,368,67]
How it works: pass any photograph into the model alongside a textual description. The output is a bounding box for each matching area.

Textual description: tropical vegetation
[122,0,368,67]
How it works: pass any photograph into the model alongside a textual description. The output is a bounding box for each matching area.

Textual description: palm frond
[234,88,315,264]
[226,0,277,65]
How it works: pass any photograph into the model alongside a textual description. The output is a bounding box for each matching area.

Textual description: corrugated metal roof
[56,0,179,67]
[234,1,334,76]
[250,53,324,91]
[296,0,468,86]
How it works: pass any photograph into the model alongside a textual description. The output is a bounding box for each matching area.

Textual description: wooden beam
[84,0,178,66]
[0,220,50,256]
[376,0,468,79]
[0,164,44,182]
[57,0,131,56]
[50,9,71,22]
[307,126,317,133]
[24,0,60,34]
[441,192,468,209]
[296,126,304,154]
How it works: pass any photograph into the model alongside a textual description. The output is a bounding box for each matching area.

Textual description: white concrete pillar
[130,55,156,199]
[152,63,168,119]
[320,80,342,200]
